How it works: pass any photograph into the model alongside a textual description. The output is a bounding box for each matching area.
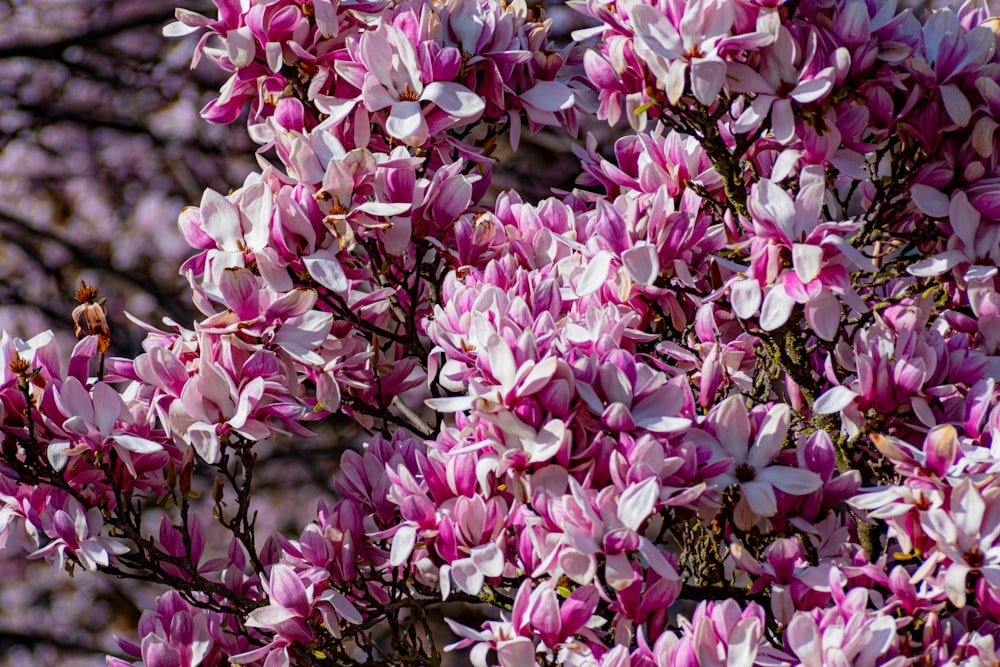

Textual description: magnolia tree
[2,0,1000,665]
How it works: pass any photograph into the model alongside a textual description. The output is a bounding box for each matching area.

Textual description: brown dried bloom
[7,352,30,376]
[72,280,111,353]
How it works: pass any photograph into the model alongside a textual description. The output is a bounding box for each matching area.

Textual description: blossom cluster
[2,0,1000,665]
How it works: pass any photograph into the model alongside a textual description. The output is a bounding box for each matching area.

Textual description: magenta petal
[199,188,243,251]
[169,613,194,647]
[727,617,762,667]
[786,613,822,667]
[303,249,348,294]
[602,401,636,431]
[584,50,622,89]
[246,605,299,628]
[136,347,188,396]
[712,395,751,462]
[731,278,762,319]
[759,284,795,331]
[178,206,215,249]
[923,424,957,476]
[52,510,79,545]
[385,101,428,144]
[451,558,485,595]
[690,57,726,105]
[907,249,965,277]
[114,434,164,454]
[618,478,658,531]
[801,430,835,478]
[952,477,986,539]
[770,97,796,144]
[432,175,473,223]
[520,80,576,112]
[632,393,689,434]
[622,244,660,285]
[187,424,221,464]
[263,288,318,321]
[911,183,950,218]
[576,250,612,296]
[91,382,126,438]
[749,179,796,242]
[268,563,311,617]
[142,639,183,667]
[219,267,261,321]
[940,83,972,127]
[470,543,504,578]
[560,586,599,636]
[630,4,682,60]
[421,81,485,121]
[792,243,824,284]
[790,71,834,104]
[813,385,858,414]
[805,291,842,341]
[530,585,562,647]
[949,191,981,254]
[757,466,822,495]
[57,377,96,428]
[226,27,255,68]
[741,481,778,517]
[748,404,790,470]
[497,638,535,667]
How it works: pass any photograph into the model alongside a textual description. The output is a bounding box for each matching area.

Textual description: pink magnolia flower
[445,615,534,667]
[107,591,230,667]
[629,0,771,106]
[921,476,1000,607]
[908,187,1000,281]
[668,599,784,667]
[737,173,868,338]
[868,425,962,482]
[235,562,362,665]
[812,304,957,433]
[728,26,836,144]
[357,22,485,145]
[539,477,680,592]
[511,579,601,652]
[28,493,129,571]
[785,585,904,667]
[43,377,166,477]
[697,397,822,530]
[446,579,601,665]
[436,495,510,597]
[907,8,998,128]
[573,350,691,436]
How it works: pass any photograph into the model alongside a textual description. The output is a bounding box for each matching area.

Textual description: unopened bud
[212,476,224,504]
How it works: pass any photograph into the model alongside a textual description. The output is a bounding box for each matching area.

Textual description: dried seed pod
[72,280,111,353]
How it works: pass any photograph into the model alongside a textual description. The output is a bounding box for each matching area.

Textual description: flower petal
[422,81,485,120]
[812,386,858,414]
[757,466,823,495]
[741,480,778,518]
[385,101,428,144]
[759,283,795,331]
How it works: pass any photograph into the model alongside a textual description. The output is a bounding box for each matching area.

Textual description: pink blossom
[698,397,822,530]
